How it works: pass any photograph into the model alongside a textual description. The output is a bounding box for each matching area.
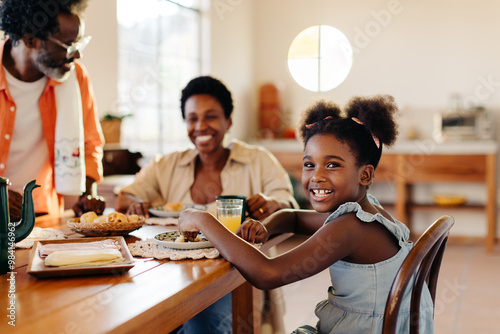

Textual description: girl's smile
[310,188,333,202]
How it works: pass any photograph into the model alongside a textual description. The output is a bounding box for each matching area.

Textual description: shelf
[379,203,486,212]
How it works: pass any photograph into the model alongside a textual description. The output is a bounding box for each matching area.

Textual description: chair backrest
[382,215,454,334]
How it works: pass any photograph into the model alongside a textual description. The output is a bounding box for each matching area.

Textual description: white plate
[154,231,213,250]
[149,203,207,218]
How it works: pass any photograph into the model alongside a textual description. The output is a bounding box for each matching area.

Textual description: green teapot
[1,177,40,275]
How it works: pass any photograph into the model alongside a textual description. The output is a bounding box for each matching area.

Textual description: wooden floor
[278,237,500,333]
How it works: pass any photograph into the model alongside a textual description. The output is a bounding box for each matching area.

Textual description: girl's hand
[237,218,269,244]
[126,201,151,217]
[179,209,215,241]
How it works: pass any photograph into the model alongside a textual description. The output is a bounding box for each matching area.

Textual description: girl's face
[184,94,232,154]
[302,134,367,213]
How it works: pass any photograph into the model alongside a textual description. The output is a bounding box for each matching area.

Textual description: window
[117,0,202,158]
[287,25,353,92]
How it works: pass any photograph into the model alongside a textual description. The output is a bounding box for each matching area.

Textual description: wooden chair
[382,215,454,334]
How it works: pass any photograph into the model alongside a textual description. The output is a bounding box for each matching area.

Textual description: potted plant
[100,113,132,144]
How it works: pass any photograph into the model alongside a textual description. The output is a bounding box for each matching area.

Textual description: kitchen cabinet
[255,139,498,253]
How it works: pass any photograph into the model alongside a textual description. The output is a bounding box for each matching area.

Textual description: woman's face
[184,94,232,154]
[301,134,365,213]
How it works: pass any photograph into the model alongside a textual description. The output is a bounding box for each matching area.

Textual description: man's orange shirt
[0,40,104,216]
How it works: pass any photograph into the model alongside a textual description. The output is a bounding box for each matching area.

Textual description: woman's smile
[195,134,213,144]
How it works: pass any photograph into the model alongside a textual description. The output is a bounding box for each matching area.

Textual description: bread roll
[107,212,128,223]
[128,214,140,222]
[80,211,98,223]
[163,202,183,212]
[94,215,108,224]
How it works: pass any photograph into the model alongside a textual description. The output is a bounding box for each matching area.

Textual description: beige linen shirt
[120,139,299,211]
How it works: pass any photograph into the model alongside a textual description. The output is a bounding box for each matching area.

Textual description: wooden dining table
[0,212,292,334]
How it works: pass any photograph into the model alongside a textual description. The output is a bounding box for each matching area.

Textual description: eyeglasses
[47,35,92,59]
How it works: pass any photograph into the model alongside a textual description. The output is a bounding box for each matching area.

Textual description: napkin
[54,70,85,196]
[15,227,66,249]
[127,239,219,261]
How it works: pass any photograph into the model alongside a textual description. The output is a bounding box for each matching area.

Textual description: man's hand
[72,195,105,217]
[8,189,22,222]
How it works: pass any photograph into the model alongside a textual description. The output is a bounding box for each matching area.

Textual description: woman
[116,75,298,333]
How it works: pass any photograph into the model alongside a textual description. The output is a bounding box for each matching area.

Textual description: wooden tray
[27,237,135,278]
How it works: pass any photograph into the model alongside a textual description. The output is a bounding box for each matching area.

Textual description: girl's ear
[359,164,374,186]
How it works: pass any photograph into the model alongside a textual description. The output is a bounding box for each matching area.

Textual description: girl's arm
[238,208,331,243]
[179,209,358,290]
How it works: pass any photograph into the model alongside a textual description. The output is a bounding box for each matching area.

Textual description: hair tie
[305,116,333,129]
[351,117,380,148]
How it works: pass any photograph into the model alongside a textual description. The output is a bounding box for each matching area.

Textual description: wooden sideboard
[259,139,498,253]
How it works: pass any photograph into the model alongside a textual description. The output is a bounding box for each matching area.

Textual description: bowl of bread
[67,212,145,236]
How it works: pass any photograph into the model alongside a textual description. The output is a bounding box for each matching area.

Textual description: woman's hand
[237,218,269,244]
[126,201,151,217]
[246,193,281,220]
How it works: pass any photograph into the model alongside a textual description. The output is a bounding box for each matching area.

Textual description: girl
[179,95,434,333]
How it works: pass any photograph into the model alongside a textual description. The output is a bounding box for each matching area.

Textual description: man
[0,0,105,219]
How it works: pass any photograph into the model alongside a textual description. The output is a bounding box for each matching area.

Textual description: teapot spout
[14,180,40,242]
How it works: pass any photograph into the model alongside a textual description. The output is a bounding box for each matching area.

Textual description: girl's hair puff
[299,95,399,169]
[298,100,342,142]
[345,95,398,148]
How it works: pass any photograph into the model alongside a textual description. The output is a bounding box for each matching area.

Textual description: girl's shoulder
[325,194,410,242]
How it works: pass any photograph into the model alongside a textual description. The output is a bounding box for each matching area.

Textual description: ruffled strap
[324,194,410,244]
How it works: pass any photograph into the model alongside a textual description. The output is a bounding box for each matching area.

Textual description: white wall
[83,0,118,117]
[209,0,256,141]
[252,0,500,130]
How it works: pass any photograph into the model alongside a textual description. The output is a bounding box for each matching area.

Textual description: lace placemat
[128,239,220,261]
[145,217,178,226]
[16,227,66,249]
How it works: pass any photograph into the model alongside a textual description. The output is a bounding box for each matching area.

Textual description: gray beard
[34,52,74,82]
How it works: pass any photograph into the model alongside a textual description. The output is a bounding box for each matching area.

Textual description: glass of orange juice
[216,198,244,233]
